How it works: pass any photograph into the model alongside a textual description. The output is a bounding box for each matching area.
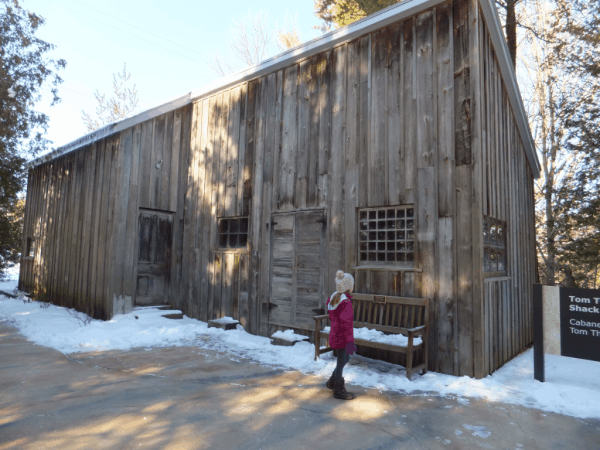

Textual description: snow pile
[1,285,599,420]
[209,316,239,324]
[272,329,309,342]
[323,325,423,346]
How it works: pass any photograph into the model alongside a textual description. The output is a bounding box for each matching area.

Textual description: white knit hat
[335,270,354,294]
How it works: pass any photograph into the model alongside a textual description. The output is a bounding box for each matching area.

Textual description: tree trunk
[505,0,518,69]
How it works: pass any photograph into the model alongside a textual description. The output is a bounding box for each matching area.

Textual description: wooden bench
[314,293,429,380]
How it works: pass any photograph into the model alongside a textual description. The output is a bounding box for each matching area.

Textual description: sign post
[534,284,600,382]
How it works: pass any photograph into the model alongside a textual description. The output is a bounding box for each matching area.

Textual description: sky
[1,274,600,421]
[20,0,323,152]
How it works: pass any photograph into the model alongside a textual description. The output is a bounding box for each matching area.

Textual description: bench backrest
[350,293,429,332]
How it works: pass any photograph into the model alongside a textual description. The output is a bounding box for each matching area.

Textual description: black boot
[333,377,355,400]
[326,372,335,390]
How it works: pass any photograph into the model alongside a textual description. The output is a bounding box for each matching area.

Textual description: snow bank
[1,289,599,420]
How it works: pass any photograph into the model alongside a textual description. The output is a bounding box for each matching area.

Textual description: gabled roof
[27,0,540,177]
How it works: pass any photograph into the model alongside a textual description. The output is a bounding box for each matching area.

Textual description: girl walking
[325,270,357,400]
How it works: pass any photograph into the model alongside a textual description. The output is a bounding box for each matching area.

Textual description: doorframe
[268,208,326,330]
[133,207,176,306]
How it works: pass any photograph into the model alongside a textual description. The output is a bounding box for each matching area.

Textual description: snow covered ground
[1,274,599,420]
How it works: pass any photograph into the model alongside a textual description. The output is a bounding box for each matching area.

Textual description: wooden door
[136,210,174,305]
[269,210,325,329]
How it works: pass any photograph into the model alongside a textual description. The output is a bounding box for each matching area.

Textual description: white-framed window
[358,206,415,265]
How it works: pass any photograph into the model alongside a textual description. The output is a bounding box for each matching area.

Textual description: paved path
[0,321,598,450]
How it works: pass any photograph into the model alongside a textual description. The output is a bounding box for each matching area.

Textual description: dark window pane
[483,220,489,244]
[397,209,405,218]
[360,231,368,241]
[387,220,396,229]
[219,220,229,234]
[239,234,248,246]
[155,216,172,263]
[490,224,497,245]
[397,253,406,261]
[387,231,395,240]
[387,242,395,251]
[497,250,505,271]
[407,230,415,240]
[360,221,368,230]
[369,211,377,220]
[407,252,414,261]
[360,252,368,261]
[229,234,239,247]
[484,248,490,272]
[369,242,377,251]
[397,219,405,229]
[398,242,406,251]
[240,218,248,233]
[407,241,414,251]
[387,253,396,262]
[407,220,414,229]
[407,208,414,217]
[397,231,405,240]
[378,220,386,229]
[360,211,368,221]
[360,242,368,251]
[138,215,153,262]
[369,252,377,261]
[219,234,228,247]
[387,209,395,218]
[490,248,497,271]
[378,252,386,261]
[369,231,377,240]
[497,225,504,247]
[378,231,386,240]
[230,219,239,233]
[378,210,386,219]
[369,221,377,230]
[378,242,385,251]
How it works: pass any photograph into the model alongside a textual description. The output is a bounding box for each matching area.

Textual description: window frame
[217,216,249,251]
[357,205,416,268]
[483,215,508,277]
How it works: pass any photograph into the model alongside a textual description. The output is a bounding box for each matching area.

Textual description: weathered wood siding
[20,0,536,378]
[19,106,192,319]
[478,8,536,374]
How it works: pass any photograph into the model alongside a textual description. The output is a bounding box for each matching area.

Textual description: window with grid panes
[483,216,507,276]
[218,217,249,249]
[358,206,415,264]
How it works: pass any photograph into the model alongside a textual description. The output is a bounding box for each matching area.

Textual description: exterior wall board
[20,0,536,377]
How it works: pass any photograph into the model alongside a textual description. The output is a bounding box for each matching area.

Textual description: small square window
[26,237,35,258]
[218,217,249,249]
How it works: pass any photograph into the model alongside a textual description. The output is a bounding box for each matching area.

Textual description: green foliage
[0,0,65,278]
[314,0,399,31]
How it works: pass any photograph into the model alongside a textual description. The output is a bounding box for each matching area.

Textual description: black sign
[560,287,600,363]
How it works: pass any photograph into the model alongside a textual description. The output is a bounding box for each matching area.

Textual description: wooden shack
[20,0,540,378]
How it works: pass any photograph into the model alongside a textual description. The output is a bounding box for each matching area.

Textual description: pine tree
[0,0,65,278]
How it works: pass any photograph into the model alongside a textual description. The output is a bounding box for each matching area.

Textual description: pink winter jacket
[326,292,355,349]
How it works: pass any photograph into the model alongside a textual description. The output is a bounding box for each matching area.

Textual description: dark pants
[333,348,350,380]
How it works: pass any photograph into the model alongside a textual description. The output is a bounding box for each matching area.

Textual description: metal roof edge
[27,0,540,179]
[25,93,192,169]
[478,0,541,178]
[190,0,448,101]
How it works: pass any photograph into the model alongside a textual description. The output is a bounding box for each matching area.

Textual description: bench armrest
[314,315,329,321]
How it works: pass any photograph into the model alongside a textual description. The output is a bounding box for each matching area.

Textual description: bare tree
[208,11,303,78]
[81,63,139,132]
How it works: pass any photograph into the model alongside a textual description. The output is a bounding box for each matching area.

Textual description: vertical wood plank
[280,65,298,210]
[403,19,416,203]
[345,41,359,272]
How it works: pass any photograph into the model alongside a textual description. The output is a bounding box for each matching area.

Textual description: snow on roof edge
[26,0,539,178]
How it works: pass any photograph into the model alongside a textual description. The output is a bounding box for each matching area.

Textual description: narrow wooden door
[136,210,173,305]
[269,210,325,329]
